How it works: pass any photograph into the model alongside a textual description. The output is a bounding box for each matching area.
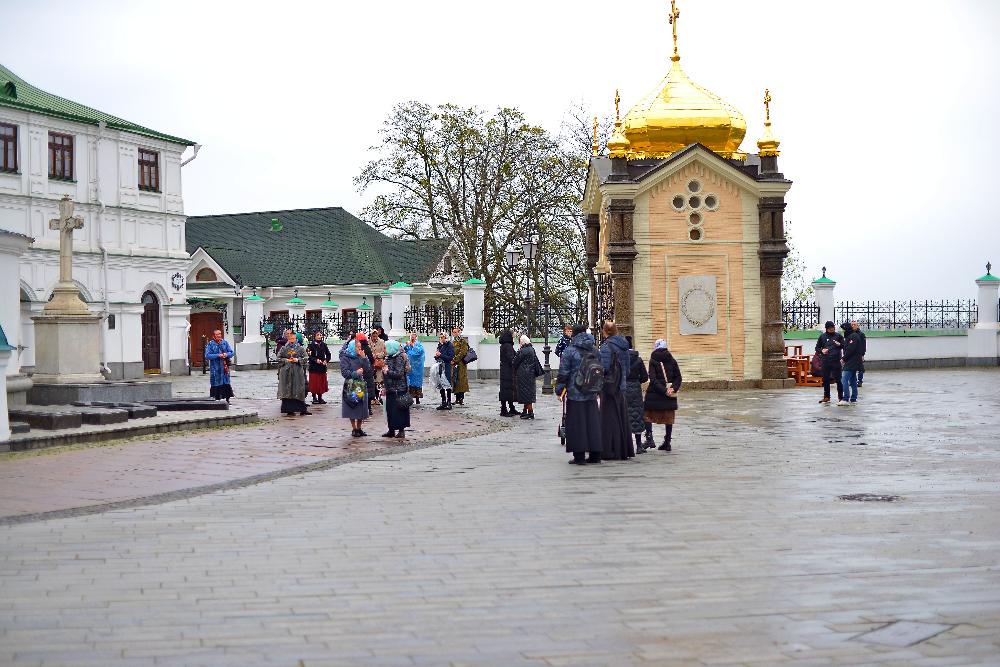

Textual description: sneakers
[837,400,848,406]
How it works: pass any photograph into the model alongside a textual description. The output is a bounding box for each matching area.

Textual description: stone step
[71,401,157,418]
[10,422,30,434]
[144,398,229,412]
[8,407,83,430]
[72,406,130,426]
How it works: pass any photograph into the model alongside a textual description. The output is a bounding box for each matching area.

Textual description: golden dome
[622,58,747,160]
[756,88,780,157]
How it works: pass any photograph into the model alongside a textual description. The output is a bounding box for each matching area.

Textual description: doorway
[190,311,224,369]
[141,291,161,373]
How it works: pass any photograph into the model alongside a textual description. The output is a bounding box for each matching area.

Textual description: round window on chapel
[689,228,702,241]
[704,194,718,209]
[688,195,701,209]
[672,195,686,210]
[688,180,701,193]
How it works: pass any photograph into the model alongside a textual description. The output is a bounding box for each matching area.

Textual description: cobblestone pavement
[0,370,498,522]
[1,368,999,666]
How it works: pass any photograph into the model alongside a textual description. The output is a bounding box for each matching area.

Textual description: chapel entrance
[190,312,224,369]
[141,291,161,373]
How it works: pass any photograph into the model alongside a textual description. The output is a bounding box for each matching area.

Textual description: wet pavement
[0,367,998,666]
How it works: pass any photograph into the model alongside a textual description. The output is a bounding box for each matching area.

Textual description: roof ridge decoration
[0,63,195,146]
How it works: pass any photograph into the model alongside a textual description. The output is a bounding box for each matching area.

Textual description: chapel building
[583,1,791,382]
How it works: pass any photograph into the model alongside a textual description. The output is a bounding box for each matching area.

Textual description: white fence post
[389,282,413,339]
[236,294,266,368]
[462,278,487,379]
[969,263,1000,363]
[811,267,836,328]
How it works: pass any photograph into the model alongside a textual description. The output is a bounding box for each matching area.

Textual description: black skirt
[564,398,602,454]
[210,383,234,400]
[600,388,634,460]
[280,398,309,414]
[385,391,411,430]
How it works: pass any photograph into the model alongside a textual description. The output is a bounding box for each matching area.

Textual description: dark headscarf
[498,330,514,344]
[374,326,389,342]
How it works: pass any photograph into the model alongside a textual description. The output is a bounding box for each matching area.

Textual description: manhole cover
[853,620,953,647]
[839,493,902,502]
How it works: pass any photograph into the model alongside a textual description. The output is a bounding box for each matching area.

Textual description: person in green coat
[451,326,471,404]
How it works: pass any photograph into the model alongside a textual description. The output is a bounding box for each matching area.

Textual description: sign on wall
[678,275,718,335]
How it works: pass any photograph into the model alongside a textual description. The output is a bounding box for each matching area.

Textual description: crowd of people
[204,319,684,463]
[814,320,867,405]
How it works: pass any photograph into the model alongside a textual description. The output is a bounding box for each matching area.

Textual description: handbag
[462,348,478,364]
[557,392,567,445]
[809,353,822,377]
[396,392,415,409]
[343,378,366,407]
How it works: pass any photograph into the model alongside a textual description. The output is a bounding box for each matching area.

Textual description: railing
[782,299,820,331]
[486,302,576,340]
[594,273,615,341]
[836,300,978,330]
[403,305,464,336]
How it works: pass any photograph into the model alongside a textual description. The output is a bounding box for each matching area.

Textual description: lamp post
[539,244,553,395]
[522,236,538,339]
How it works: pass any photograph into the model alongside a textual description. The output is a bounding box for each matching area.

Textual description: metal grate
[403,305,464,336]
[836,300,977,330]
[782,299,820,331]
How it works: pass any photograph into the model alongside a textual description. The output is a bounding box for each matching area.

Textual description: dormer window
[195,268,217,282]
[138,149,159,191]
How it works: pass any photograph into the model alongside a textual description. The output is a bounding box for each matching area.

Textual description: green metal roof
[287,297,305,304]
[0,322,13,351]
[245,295,265,301]
[0,63,195,146]
[321,300,338,307]
[390,281,412,288]
[186,207,451,288]
[812,276,834,284]
[463,277,486,285]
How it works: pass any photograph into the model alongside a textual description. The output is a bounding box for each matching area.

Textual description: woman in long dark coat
[340,338,372,436]
[625,342,653,453]
[599,322,634,460]
[357,333,378,416]
[381,340,411,438]
[433,333,455,410]
[511,335,542,420]
[277,329,310,416]
[644,338,682,451]
[497,330,519,416]
[307,331,332,404]
[556,325,603,464]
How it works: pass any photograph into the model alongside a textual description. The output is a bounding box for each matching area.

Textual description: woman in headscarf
[511,334,543,420]
[382,340,412,438]
[433,332,455,410]
[404,333,426,405]
[598,321,634,460]
[556,324,603,464]
[369,329,387,404]
[450,326,471,405]
[356,333,378,416]
[373,325,390,342]
[497,330,519,416]
[277,329,310,416]
[340,336,372,436]
[644,338,683,451]
[307,331,332,404]
[625,336,653,453]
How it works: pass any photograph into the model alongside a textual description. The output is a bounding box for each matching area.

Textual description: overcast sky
[6,0,999,300]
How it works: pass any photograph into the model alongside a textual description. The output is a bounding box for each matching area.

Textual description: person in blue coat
[598,321,634,460]
[205,329,235,403]
[404,333,426,405]
[555,324,604,464]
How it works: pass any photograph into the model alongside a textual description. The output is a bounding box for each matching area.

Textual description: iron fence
[403,305,464,336]
[594,273,615,341]
[835,300,978,330]
[486,302,575,339]
[782,299,820,331]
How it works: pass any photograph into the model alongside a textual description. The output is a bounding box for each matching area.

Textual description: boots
[569,452,587,465]
[586,452,602,464]
[635,434,647,453]
[437,390,452,410]
[644,426,655,451]
[382,429,396,438]
[500,402,510,417]
[658,425,673,451]
[508,402,521,415]
[394,428,406,439]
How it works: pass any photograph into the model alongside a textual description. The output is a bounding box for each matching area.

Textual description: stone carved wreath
[680,286,716,328]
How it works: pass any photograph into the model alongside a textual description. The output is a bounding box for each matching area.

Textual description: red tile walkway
[0,398,499,523]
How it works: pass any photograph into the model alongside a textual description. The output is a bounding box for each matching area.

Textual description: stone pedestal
[236,296,267,368]
[462,279,486,378]
[389,283,413,338]
[969,272,1000,364]
[30,312,104,384]
[812,274,836,329]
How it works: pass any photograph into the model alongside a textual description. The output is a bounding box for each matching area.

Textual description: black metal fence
[403,305,464,336]
[835,300,978,330]
[782,300,820,331]
[486,302,574,340]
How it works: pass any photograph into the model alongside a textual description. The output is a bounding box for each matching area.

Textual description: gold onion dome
[607,88,631,159]
[756,88,780,156]
[620,0,746,160]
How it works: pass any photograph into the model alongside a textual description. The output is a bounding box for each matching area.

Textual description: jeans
[841,370,858,402]
[821,362,842,399]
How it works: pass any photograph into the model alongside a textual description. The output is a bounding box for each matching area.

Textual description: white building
[0,63,198,389]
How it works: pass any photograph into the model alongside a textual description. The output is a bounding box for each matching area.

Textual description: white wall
[785,332,971,363]
[0,107,193,377]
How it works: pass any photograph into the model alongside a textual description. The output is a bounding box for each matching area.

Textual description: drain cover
[839,493,902,502]
[854,621,953,647]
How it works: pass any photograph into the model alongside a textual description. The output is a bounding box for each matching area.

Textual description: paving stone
[7,407,83,430]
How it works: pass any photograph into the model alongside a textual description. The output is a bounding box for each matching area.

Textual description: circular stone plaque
[680,286,716,328]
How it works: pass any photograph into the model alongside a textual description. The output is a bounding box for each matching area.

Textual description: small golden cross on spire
[763,88,772,123]
[614,89,621,122]
[592,115,599,156]
[669,0,681,61]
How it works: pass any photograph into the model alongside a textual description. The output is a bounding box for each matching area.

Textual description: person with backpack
[815,321,845,404]
[598,321,634,460]
[512,335,543,420]
[644,338,682,451]
[555,323,604,465]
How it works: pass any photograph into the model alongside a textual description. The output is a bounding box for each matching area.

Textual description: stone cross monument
[44,195,89,315]
[30,195,104,387]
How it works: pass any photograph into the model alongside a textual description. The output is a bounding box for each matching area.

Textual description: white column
[969,265,1000,362]
[462,278,487,379]
[811,271,836,329]
[389,282,413,338]
[0,346,11,442]
[380,290,392,329]
[236,295,266,368]
[0,233,31,378]
[287,296,307,322]
[166,304,191,375]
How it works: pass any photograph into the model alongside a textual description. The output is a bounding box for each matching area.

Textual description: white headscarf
[654,338,668,350]
[519,335,531,346]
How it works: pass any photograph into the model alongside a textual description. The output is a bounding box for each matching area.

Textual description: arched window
[195,267,217,282]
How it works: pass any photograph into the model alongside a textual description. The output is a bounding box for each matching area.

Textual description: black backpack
[604,351,622,389]
[574,348,605,395]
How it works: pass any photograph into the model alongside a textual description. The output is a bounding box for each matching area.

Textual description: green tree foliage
[782,220,814,302]
[355,101,592,326]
